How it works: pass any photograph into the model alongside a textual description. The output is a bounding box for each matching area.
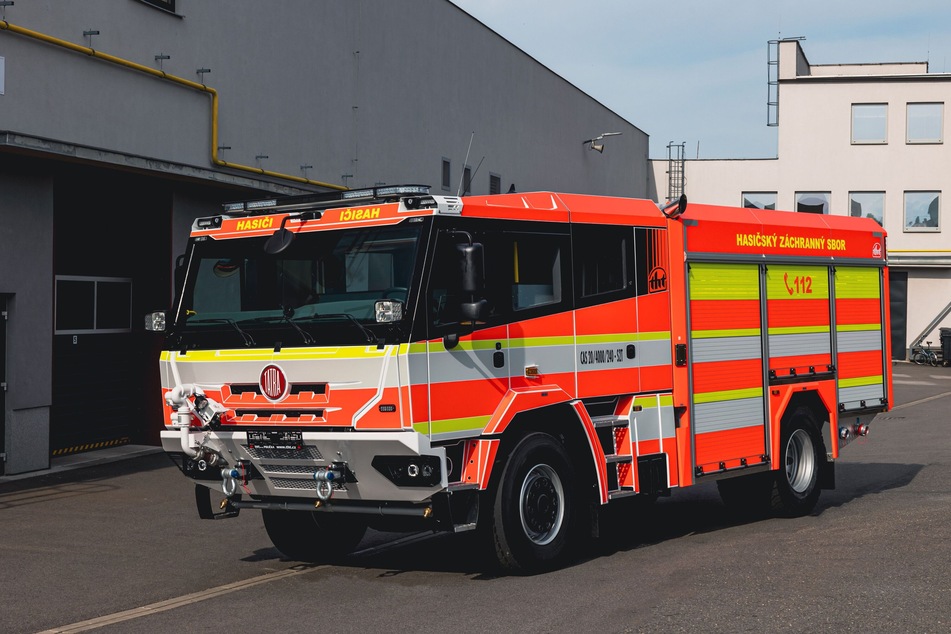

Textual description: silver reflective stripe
[839,384,885,404]
[768,332,830,357]
[836,330,882,353]
[691,335,761,363]
[694,397,765,434]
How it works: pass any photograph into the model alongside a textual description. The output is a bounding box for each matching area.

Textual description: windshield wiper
[281,306,316,345]
[188,318,256,347]
[241,308,316,345]
[294,313,382,347]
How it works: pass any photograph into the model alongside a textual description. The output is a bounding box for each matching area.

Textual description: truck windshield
[168,221,425,349]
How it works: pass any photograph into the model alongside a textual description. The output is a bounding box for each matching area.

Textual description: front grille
[229,383,327,396]
[234,409,325,418]
[244,445,323,460]
[271,477,347,491]
[261,464,317,475]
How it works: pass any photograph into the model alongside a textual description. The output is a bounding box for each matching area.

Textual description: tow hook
[313,468,342,502]
[222,467,240,496]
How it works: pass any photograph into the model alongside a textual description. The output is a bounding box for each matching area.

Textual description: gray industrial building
[0,1,648,474]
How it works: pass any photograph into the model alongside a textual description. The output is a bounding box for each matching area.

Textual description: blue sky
[449,1,951,159]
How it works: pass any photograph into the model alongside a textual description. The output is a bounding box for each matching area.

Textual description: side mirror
[265,225,295,255]
[457,242,484,293]
[457,241,487,326]
[264,211,322,255]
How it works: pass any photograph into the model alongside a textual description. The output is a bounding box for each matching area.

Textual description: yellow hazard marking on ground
[51,437,131,457]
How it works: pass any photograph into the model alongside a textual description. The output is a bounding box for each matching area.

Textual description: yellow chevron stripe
[413,415,491,435]
[694,387,763,404]
[838,375,884,388]
[835,267,881,299]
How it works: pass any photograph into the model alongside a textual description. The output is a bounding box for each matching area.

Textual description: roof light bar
[245,199,277,210]
[222,184,432,214]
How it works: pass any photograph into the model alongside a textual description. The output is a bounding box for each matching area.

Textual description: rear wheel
[489,432,580,574]
[770,409,824,516]
[262,510,367,562]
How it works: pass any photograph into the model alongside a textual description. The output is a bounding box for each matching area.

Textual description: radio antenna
[457,131,474,197]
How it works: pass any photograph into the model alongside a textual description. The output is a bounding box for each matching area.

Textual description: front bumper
[161,428,448,504]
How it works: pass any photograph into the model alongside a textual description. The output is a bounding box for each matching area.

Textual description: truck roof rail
[221,184,431,215]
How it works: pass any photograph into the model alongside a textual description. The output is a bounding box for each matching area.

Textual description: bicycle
[911,341,939,366]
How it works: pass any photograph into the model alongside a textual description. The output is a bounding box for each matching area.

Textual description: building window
[907,102,943,144]
[795,192,830,214]
[441,159,451,191]
[489,173,501,195]
[904,191,940,231]
[849,192,884,226]
[742,192,776,210]
[55,276,133,334]
[137,0,176,12]
[851,104,887,144]
[463,166,472,195]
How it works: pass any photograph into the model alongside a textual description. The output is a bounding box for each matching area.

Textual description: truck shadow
[336,461,922,577]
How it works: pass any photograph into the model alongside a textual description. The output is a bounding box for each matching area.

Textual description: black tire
[262,510,367,562]
[490,432,580,573]
[770,409,824,517]
[912,350,927,365]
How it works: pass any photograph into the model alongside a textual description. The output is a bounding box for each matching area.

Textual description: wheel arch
[774,390,835,489]
[771,386,834,469]
[482,401,604,507]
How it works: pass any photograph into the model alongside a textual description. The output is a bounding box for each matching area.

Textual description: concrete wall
[0,168,54,473]
[0,0,650,473]
[1,0,648,197]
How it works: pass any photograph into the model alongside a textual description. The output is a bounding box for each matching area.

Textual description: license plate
[247,430,303,451]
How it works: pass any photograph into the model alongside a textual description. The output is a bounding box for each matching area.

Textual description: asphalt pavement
[1,360,949,634]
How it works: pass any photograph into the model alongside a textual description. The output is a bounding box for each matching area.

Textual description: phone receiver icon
[784,272,794,295]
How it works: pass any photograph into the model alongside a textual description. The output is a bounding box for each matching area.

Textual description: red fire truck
[147,185,891,573]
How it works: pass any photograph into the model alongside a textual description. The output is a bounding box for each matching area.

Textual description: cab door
[420,226,509,443]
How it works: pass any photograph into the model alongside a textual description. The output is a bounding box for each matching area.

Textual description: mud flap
[819,459,835,490]
[432,487,479,532]
[195,484,241,520]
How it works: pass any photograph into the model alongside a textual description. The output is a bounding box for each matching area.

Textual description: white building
[651,38,951,361]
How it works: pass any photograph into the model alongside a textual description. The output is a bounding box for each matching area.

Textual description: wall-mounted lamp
[583,131,622,153]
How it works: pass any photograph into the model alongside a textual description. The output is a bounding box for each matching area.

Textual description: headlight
[375,299,403,323]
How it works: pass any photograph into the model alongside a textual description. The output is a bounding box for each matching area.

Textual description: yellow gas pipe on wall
[0,19,347,191]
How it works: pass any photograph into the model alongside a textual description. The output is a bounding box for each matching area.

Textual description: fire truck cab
[148,185,891,573]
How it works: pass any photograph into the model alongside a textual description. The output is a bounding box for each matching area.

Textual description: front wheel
[262,510,367,562]
[771,410,824,517]
[912,350,927,365]
[489,432,580,574]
